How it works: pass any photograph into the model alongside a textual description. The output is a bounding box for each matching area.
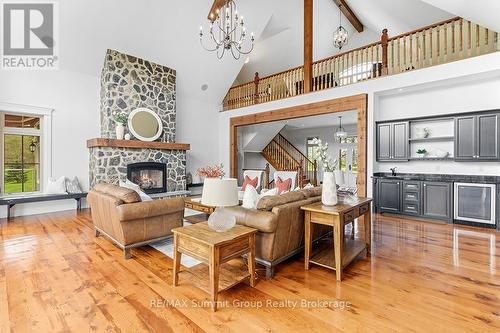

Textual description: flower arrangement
[197,163,225,178]
[113,111,128,125]
[311,138,338,172]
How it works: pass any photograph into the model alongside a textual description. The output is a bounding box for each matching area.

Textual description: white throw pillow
[260,187,278,198]
[242,185,260,209]
[303,183,314,189]
[119,179,153,201]
[46,176,67,194]
[65,177,83,194]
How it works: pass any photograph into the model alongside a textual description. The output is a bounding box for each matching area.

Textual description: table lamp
[202,178,239,232]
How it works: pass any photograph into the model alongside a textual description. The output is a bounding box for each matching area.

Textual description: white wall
[0,69,100,217]
[219,52,500,198]
[375,77,500,175]
[176,97,220,178]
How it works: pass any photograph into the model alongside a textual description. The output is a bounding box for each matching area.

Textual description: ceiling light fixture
[333,5,348,50]
[199,0,255,60]
[335,116,347,138]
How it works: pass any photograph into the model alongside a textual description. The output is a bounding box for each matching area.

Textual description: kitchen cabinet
[376,122,409,161]
[422,181,452,221]
[455,113,499,161]
[374,178,452,222]
[375,179,402,213]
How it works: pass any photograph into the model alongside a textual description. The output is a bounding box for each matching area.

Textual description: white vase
[322,172,338,206]
[115,123,125,140]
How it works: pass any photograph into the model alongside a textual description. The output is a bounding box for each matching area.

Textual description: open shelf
[409,136,454,142]
[309,238,366,270]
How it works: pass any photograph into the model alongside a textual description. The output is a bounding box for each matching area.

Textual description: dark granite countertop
[372,172,500,184]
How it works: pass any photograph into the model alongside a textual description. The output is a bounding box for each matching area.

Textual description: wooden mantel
[87,138,190,150]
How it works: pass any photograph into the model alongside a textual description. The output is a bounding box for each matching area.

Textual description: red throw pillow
[242,175,258,191]
[276,176,292,194]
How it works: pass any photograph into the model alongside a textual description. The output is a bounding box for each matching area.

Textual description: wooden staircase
[261,133,317,188]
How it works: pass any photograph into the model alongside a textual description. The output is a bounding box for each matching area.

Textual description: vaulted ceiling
[54,1,499,107]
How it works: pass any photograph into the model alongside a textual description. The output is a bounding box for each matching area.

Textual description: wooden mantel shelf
[87,138,190,150]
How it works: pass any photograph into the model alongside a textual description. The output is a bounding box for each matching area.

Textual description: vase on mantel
[322,172,338,206]
[115,123,125,140]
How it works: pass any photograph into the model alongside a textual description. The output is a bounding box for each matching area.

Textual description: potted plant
[112,111,128,140]
[312,138,339,206]
[416,148,428,158]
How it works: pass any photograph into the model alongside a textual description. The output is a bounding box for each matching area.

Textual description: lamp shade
[201,178,239,207]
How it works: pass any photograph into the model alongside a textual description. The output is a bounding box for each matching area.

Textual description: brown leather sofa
[225,187,329,278]
[87,184,184,259]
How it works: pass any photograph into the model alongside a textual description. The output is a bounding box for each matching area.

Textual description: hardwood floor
[1,210,499,332]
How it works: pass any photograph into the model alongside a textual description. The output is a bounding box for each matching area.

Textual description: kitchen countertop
[372,172,500,184]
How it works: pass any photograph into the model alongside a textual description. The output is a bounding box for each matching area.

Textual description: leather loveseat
[87,184,184,259]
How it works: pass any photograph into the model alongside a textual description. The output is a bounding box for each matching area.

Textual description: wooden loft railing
[223,17,498,111]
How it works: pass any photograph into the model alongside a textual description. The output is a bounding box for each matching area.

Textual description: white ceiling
[57,0,276,105]
[52,0,498,107]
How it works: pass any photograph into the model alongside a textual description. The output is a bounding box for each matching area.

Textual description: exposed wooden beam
[208,0,227,21]
[303,0,313,93]
[332,0,363,33]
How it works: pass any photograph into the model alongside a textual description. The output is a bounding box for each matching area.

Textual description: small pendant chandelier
[333,5,348,50]
[335,116,347,138]
[199,0,255,60]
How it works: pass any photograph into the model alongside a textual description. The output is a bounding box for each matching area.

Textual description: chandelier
[199,0,255,60]
[335,116,347,138]
[333,5,348,50]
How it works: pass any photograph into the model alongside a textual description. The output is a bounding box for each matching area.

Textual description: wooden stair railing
[261,134,317,188]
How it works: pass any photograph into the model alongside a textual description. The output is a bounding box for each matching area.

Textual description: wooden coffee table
[183,197,215,224]
[172,222,257,311]
[301,198,372,281]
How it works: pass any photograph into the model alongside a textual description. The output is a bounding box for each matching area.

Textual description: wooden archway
[229,94,368,197]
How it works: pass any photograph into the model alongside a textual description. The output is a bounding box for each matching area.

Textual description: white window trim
[0,102,53,194]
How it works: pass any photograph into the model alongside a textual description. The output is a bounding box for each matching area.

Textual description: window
[1,114,42,194]
[306,138,319,171]
[339,148,347,172]
[338,136,358,174]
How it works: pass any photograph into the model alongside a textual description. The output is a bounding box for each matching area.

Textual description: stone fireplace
[88,50,189,193]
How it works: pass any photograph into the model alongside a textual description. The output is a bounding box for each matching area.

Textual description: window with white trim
[1,113,42,194]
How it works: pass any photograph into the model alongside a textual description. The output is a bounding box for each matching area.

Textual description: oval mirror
[128,108,163,142]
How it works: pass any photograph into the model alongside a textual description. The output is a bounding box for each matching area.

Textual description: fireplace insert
[127,162,167,194]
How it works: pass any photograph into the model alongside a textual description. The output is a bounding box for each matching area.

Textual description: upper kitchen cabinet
[376,121,409,161]
[455,113,500,161]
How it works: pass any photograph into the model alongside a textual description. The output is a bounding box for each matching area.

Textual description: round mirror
[128,108,163,142]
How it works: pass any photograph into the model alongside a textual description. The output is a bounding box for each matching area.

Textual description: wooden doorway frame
[229,94,368,197]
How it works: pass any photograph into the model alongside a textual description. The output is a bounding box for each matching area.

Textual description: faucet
[390,167,397,176]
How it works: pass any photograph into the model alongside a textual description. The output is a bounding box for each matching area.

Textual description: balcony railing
[223,17,498,111]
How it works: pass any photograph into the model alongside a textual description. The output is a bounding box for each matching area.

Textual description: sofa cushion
[225,206,278,233]
[256,190,305,211]
[302,186,322,198]
[94,183,141,204]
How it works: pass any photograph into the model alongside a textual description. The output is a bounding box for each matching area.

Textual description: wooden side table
[183,197,216,224]
[172,222,257,311]
[301,198,372,281]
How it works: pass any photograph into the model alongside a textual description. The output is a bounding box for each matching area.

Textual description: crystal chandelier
[199,0,255,60]
[333,5,348,50]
